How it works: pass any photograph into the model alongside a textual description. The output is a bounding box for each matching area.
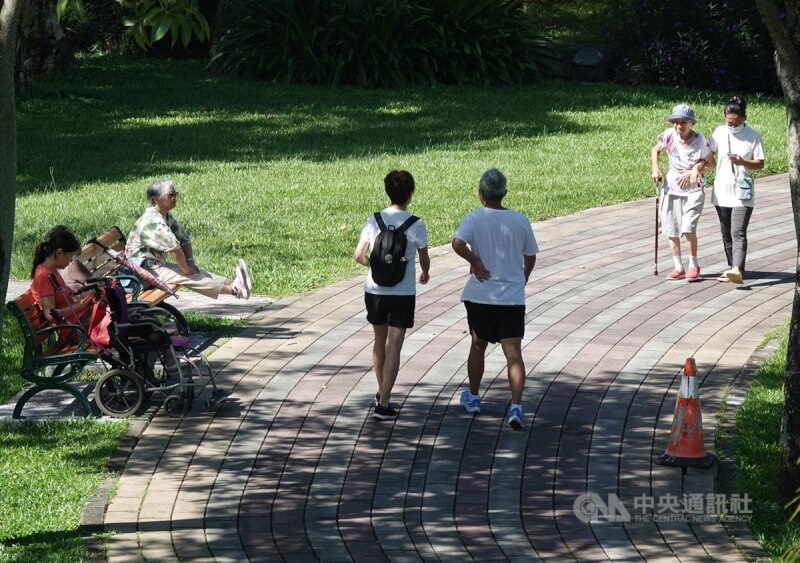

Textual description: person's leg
[684,231,698,259]
[378,326,406,407]
[684,231,701,280]
[715,205,734,269]
[731,206,754,272]
[467,330,489,395]
[150,263,231,299]
[500,337,525,404]
[668,237,682,259]
[667,236,684,275]
[372,323,388,393]
[681,192,704,278]
[662,195,684,274]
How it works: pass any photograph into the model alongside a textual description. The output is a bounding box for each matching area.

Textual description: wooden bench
[75,226,180,306]
[6,291,99,418]
[75,226,190,335]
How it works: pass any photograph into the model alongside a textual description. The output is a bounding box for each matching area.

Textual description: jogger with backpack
[354,170,430,420]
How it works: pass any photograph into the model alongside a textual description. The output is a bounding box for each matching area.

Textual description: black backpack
[369,212,419,286]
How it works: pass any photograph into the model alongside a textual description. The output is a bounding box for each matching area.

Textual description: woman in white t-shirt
[708,96,765,284]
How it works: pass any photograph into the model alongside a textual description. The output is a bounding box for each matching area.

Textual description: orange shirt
[31,264,80,324]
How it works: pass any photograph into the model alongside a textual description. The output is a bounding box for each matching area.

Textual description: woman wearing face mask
[709,96,765,284]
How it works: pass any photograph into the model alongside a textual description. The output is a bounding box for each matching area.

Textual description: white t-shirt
[710,124,765,208]
[658,128,711,196]
[454,207,538,305]
[360,207,428,296]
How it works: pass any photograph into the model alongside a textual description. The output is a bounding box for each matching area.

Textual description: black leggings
[715,205,753,271]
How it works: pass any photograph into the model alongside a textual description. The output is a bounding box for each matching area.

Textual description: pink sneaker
[666,269,685,281]
[686,267,700,282]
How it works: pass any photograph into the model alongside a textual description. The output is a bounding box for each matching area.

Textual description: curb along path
[99,175,794,562]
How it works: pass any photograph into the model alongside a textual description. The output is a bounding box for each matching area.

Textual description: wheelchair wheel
[95,369,145,418]
[156,302,190,336]
[163,394,188,417]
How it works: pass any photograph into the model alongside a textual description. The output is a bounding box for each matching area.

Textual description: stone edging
[81,410,154,563]
[76,298,300,562]
[714,339,780,562]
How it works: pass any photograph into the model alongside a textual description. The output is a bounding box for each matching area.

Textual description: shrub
[210,0,560,87]
[60,0,128,54]
[611,0,779,95]
[59,0,215,57]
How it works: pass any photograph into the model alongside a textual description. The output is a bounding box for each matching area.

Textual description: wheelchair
[85,277,223,418]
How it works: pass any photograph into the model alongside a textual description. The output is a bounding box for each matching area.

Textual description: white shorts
[149,262,229,299]
[660,191,704,237]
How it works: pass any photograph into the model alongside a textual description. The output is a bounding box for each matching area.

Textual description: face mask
[728,124,745,134]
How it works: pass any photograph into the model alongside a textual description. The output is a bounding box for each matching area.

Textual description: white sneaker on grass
[232,267,249,300]
[239,259,252,295]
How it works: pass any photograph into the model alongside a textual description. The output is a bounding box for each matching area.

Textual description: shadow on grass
[0,529,86,563]
[0,319,25,404]
[15,56,707,194]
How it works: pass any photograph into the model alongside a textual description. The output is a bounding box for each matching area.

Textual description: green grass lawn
[0,321,25,405]
[736,328,800,558]
[11,55,789,297]
[0,317,123,563]
[0,310,232,562]
[4,53,794,561]
[0,419,127,563]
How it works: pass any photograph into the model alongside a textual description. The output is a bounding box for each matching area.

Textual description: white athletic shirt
[454,207,538,305]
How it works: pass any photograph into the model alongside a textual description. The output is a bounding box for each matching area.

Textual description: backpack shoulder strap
[396,215,419,234]
[373,212,388,232]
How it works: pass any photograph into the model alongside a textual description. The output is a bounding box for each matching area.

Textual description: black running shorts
[464,301,525,344]
[365,293,415,328]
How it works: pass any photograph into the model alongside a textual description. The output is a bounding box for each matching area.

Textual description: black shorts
[464,301,525,344]
[365,293,415,328]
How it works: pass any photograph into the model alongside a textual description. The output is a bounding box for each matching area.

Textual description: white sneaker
[238,259,252,295]
[232,267,250,300]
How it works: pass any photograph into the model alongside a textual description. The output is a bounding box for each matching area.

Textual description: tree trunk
[1,0,24,354]
[779,95,800,505]
[754,0,800,506]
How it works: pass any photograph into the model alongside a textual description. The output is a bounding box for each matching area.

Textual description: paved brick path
[99,175,794,562]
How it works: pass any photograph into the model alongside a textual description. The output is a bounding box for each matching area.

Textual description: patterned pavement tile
[91,176,796,561]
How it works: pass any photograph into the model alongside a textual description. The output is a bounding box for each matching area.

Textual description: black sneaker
[373,404,398,420]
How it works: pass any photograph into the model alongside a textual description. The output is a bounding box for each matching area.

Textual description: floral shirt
[126,206,191,262]
[659,128,711,196]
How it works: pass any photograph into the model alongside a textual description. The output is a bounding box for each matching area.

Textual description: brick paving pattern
[97,175,794,561]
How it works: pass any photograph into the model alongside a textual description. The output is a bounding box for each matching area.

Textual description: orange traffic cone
[655,358,716,468]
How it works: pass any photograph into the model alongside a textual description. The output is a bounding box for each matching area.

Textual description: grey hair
[479,167,507,200]
[147,178,175,205]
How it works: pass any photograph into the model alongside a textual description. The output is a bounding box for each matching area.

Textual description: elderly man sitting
[126,178,252,300]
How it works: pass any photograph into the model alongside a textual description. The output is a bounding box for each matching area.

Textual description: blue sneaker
[507,405,525,430]
[459,390,481,413]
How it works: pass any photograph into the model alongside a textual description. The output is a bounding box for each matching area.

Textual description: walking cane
[654,180,661,276]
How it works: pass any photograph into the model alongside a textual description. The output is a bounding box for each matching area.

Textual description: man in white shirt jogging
[452,168,538,429]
